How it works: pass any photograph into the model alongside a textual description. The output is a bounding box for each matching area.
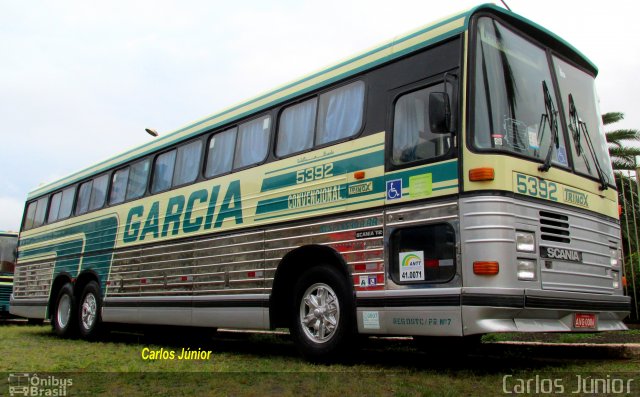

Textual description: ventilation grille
[539,211,570,243]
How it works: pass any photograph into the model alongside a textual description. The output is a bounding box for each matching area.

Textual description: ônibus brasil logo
[401,253,422,267]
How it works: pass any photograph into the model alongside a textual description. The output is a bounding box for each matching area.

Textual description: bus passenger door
[377,76,463,337]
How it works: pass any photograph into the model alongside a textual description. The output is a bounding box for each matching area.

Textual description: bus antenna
[500,0,512,11]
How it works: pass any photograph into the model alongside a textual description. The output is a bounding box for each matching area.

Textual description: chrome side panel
[355,201,463,336]
[11,258,55,319]
[12,259,55,301]
[106,230,267,298]
[102,211,385,329]
[264,212,385,290]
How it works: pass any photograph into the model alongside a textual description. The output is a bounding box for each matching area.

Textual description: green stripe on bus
[254,197,383,222]
[261,150,384,193]
[256,176,387,216]
[19,217,118,294]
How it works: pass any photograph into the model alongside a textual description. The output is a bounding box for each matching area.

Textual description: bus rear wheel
[78,281,103,340]
[290,266,354,362]
[51,283,77,338]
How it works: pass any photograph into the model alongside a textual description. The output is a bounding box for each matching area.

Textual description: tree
[604,112,640,320]
[604,112,640,253]
[603,112,640,171]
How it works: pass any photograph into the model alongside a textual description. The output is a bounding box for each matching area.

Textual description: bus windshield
[0,234,18,274]
[472,17,614,185]
[553,55,614,184]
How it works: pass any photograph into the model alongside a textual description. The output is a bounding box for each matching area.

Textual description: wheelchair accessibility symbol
[386,179,402,200]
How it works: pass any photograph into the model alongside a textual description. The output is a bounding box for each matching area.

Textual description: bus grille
[540,211,570,244]
[538,210,616,295]
[0,284,12,307]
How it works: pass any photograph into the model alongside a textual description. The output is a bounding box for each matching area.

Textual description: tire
[78,281,103,340]
[290,266,354,362]
[51,283,77,338]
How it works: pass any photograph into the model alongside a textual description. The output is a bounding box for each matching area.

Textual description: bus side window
[23,201,37,230]
[234,115,271,169]
[276,98,317,157]
[126,158,150,200]
[110,167,130,205]
[392,83,451,165]
[151,150,177,194]
[76,180,93,215]
[77,174,109,215]
[48,186,75,223]
[205,127,237,178]
[316,81,365,145]
[48,191,62,224]
[32,196,49,228]
[89,174,109,212]
[58,186,75,220]
[173,140,202,187]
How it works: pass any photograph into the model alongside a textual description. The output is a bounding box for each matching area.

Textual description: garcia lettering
[123,180,243,243]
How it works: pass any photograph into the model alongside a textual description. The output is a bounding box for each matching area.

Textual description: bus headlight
[517,259,537,281]
[612,271,620,289]
[516,231,535,252]
[610,247,621,268]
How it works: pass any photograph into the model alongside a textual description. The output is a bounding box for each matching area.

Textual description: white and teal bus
[12,4,629,360]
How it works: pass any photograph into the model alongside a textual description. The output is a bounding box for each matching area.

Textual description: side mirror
[429,92,451,134]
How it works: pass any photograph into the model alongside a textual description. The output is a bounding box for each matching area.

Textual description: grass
[1,325,639,396]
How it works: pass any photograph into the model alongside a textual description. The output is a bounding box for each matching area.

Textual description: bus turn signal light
[473,261,499,275]
[469,167,495,181]
[354,171,365,180]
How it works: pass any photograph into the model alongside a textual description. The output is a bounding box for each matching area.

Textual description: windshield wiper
[538,81,559,172]
[567,94,609,190]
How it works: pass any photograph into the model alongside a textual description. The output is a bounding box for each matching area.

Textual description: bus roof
[27,3,596,200]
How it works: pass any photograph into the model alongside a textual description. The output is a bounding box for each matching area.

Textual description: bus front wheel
[51,283,77,338]
[290,266,354,362]
[78,281,103,340]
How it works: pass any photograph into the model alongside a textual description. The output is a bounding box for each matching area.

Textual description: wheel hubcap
[57,294,71,329]
[299,283,340,344]
[81,293,97,330]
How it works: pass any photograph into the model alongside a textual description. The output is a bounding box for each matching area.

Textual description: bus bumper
[461,288,630,335]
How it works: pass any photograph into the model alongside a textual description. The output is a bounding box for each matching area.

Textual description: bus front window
[473,17,568,167]
[553,56,614,185]
[0,234,17,274]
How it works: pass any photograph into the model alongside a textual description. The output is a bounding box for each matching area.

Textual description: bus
[11,4,630,361]
[0,232,18,315]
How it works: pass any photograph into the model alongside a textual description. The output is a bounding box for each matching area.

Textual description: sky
[1,0,639,231]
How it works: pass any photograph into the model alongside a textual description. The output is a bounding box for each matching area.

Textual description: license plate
[574,313,597,329]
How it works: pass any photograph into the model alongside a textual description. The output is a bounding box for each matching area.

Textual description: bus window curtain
[277,99,317,156]
[234,116,270,169]
[393,95,420,162]
[316,81,364,145]
[206,128,236,178]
